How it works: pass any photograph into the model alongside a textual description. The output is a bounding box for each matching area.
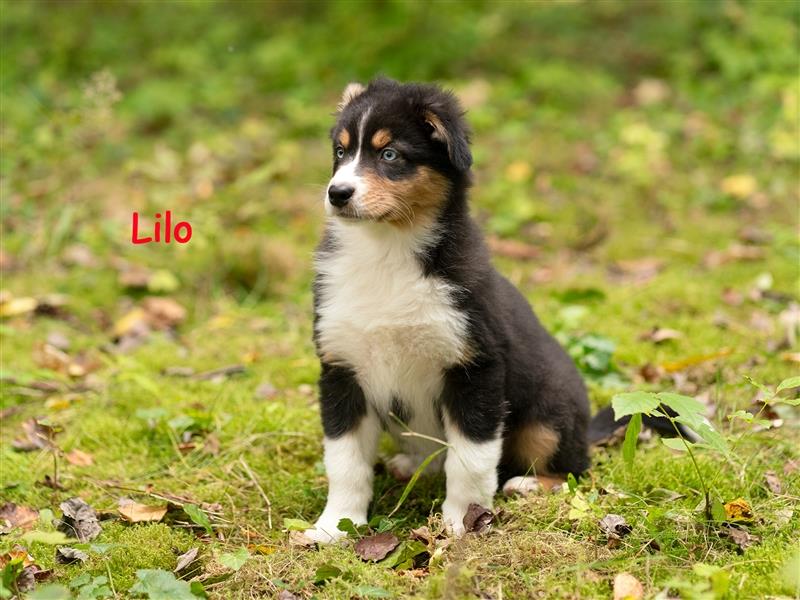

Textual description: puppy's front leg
[307,365,380,544]
[441,363,505,536]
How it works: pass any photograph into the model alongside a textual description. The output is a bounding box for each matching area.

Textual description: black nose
[328,184,354,207]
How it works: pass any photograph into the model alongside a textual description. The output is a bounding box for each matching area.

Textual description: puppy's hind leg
[501,422,562,498]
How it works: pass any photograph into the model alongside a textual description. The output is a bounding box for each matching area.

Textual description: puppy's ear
[421,90,472,172]
[337,82,366,112]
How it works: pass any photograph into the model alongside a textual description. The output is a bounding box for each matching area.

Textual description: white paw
[502,475,542,497]
[305,515,360,544]
[387,453,417,481]
[442,500,467,538]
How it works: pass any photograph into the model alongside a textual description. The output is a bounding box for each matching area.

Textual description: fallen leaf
[721,524,759,552]
[12,418,60,452]
[55,547,88,564]
[638,363,665,383]
[61,244,98,268]
[288,530,315,547]
[633,78,669,105]
[487,236,540,260]
[409,526,436,546]
[599,514,633,540]
[720,174,757,198]
[192,364,246,382]
[724,498,753,523]
[58,497,101,541]
[46,331,71,351]
[608,258,663,284]
[174,547,199,573]
[661,348,732,372]
[704,244,765,268]
[118,499,168,523]
[219,548,249,571]
[505,160,531,182]
[639,327,683,344]
[119,265,153,288]
[354,532,400,561]
[141,297,186,329]
[764,471,782,494]
[65,449,94,467]
[0,503,39,534]
[462,504,494,534]
[613,572,644,600]
[784,459,800,475]
[0,296,38,317]
[254,381,278,400]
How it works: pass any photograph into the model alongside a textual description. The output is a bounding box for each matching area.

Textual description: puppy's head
[325,78,471,227]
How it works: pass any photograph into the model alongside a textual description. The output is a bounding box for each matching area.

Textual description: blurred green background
[1,1,799,598]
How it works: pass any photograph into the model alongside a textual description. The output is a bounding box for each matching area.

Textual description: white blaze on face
[325,108,372,216]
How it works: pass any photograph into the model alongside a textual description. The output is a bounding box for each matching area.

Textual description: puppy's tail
[587,405,698,446]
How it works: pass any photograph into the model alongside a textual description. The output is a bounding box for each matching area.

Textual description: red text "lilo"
[131,211,192,244]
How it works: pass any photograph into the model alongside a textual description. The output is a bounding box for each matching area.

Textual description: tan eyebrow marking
[338,129,350,148]
[371,128,392,149]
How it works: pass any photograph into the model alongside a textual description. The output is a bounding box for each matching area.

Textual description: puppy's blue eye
[336,147,345,159]
[381,148,398,161]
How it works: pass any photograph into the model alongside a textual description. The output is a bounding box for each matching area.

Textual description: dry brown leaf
[784,459,800,475]
[599,514,633,540]
[118,265,153,288]
[118,499,168,523]
[764,471,782,494]
[65,449,94,467]
[639,327,683,344]
[12,418,60,452]
[487,236,540,260]
[142,297,186,329]
[720,174,757,198]
[174,547,200,573]
[58,497,101,542]
[704,244,765,268]
[288,530,315,548]
[608,258,664,284]
[613,572,644,600]
[354,532,400,561]
[722,524,759,552]
[724,498,753,522]
[0,503,39,533]
[463,503,494,534]
[0,296,37,317]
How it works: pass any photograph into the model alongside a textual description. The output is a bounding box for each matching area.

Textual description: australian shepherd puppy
[307,78,591,543]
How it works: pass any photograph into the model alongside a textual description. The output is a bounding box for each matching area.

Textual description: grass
[1,1,799,598]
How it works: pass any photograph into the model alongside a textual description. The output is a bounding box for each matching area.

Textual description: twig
[239,457,272,529]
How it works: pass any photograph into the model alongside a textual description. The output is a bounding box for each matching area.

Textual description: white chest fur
[315,221,469,419]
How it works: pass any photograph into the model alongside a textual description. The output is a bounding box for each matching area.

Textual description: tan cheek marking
[505,423,561,473]
[338,129,350,148]
[361,166,450,227]
[371,129,392,149]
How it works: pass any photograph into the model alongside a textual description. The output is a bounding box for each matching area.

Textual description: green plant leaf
[219,548,249,571]
[283,518,313,531]
[662,437,690,451]
[612,391,660,419]
[622,412,642,467]
[313,564,342,585]
[352,585,392,597]
[26,585,71,600]
[656,392,705,417]
[776,376,800,393]
[381,540,427,569]
[336,518,358,537]
[22,530,74,545]
[183,504,213,535]
[130,569,200,599]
